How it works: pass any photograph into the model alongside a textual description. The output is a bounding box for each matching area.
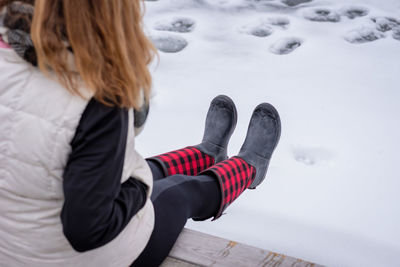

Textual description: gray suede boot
[147,95,237,177]
[237,103,281,189]
[194,95,237,163]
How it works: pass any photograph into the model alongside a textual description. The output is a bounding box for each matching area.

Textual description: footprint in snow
[270,37,302,55]
[371,17,400,32]
[249,26,274,37]
[292,146,334,166]
[154,17,196,33]
[240,21,274,37]
[303,8,341,22]
[344,27,385,44]
[281,0,312,7]
[240,17,290,37]
[150,34,188,53]
[339,6,369,19]
[393,27,400,40]
[267,17,291,29]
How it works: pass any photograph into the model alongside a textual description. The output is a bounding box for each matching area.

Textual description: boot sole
[202,95,238,148]
[197,95,238,162]
[247,102,281,189]
[213,94,238,139]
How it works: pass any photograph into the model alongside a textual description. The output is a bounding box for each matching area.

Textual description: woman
[0,0,281,266]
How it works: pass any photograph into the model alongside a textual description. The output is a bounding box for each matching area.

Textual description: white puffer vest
[0,48,154,266]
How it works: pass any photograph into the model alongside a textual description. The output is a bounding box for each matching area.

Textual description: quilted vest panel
[0,48,154,266]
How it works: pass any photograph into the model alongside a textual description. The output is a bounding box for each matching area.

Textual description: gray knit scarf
[0,1,149,131]
[0,1,36,65]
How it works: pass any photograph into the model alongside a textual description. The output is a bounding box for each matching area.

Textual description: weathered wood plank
[161,228,323,267]
[161,257,199,267]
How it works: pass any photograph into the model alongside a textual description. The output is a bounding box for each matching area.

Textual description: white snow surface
[139,0,400,266]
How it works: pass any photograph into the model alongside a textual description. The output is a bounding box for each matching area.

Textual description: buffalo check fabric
[149,146,215,176]
[204,157,256,220]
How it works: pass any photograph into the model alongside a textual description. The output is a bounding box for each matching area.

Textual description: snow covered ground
[138,0,400,266]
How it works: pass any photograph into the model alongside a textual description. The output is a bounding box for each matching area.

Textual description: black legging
[131,160,221,267]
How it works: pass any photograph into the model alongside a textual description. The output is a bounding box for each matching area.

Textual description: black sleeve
[61,98,148,252]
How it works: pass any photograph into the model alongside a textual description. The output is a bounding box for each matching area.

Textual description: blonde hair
[28,0,157,108]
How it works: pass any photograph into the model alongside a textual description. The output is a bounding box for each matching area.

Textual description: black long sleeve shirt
[61,98,148,252]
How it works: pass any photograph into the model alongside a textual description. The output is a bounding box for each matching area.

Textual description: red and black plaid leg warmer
[148,146,215,176]
[203,157,256,220]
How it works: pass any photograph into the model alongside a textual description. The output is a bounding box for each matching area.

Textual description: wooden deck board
[161,228,323,267]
